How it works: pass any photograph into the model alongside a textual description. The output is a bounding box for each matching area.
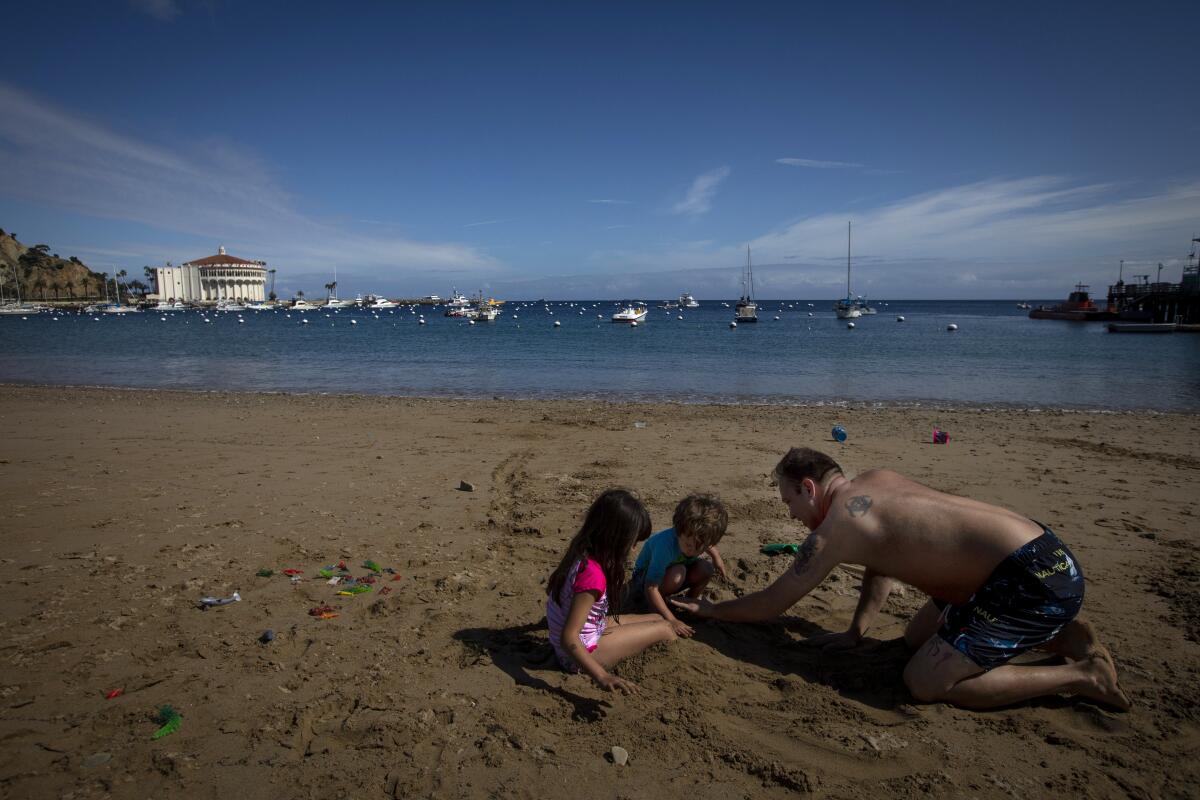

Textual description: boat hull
[1029,309,1115,321]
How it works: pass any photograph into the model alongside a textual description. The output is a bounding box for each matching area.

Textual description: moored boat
[1029,284,1116,321]
[735,247,758,323]
[612,302,648,323]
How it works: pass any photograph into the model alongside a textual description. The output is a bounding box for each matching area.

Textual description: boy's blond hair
[672,494,728,548]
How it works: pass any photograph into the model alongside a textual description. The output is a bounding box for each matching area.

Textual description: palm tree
[65,280,76,299]
[324,282,333,301]
[116,269,127,303]
[33,276,47,300]
[268,269,277,301]
[296,290,305,300]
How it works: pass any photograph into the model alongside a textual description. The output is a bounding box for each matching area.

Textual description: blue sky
[1,1,1197,300]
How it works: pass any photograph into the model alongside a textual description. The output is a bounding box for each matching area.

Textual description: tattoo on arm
[790,537,818,577]
[846,495,873,517]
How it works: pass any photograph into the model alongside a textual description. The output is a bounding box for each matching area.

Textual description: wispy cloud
[129,0,181,21]
[0,82,498,277]
[580,176,1200,297]
[776,157,863,169]
[464,219,502,227]
[672,166,730,216]
[588,198,631,205]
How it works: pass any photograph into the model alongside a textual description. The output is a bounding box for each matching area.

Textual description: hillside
[0,228,115,302]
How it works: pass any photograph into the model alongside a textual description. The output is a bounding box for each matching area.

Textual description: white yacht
[292,298,315,311]
[446,288,470,309]
[367,294,398,309]
[679,292,700,308]
[612,302,648,323]
[216,301,246,312]
[101,303,136,314]
[154,301,188,312]
[246,301,274,311]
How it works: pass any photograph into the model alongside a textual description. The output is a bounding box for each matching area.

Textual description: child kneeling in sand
[545,489,678,694]
[629,494,729,638]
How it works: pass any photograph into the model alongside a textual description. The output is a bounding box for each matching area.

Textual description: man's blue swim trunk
[935,524,1084,670]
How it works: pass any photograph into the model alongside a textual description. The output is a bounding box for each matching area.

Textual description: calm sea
[1,300,1197,412]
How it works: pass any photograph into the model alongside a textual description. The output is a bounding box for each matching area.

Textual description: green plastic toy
[760,543,800,555]
[151,705,182,740]
[363,560,382,573]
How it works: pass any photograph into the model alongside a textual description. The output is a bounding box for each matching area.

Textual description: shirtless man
[671,447,1130,710]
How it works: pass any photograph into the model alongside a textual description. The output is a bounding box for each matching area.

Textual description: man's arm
[803,568,893,649]
[671,533,837,622]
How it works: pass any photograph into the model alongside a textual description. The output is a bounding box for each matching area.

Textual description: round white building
[154,246,268,304]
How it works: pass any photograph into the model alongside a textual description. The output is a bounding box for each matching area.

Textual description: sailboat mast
[846,221,852,297]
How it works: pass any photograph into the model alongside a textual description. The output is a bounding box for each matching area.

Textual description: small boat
[1016,301,1032,309]
[679,292,700,309]
[1029,284,1116,321]
[100,303,136,314]
[1107,322,1177,333]
[216,301,246,312]
[291,299,315,311]
[612,302,648,323]
[154,301,188,312]
[0,304,32,315]
[735,247,758,323]
[446,288,470,309]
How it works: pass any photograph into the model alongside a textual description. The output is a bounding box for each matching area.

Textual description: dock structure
[1106,238,1200,324]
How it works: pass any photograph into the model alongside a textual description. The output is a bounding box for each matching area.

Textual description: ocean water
[1,300,1197,411]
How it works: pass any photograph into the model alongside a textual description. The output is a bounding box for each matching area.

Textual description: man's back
[823,469,1044,603]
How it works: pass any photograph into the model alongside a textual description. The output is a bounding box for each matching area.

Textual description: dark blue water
[1,300,1197,411]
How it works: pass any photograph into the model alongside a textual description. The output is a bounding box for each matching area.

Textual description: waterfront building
[152,246,268,304]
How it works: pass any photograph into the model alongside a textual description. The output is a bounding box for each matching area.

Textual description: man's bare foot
[1045,618,1101,661]
[1077,649,1132,711]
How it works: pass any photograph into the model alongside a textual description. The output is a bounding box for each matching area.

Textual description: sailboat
[735,246,758,323]
[325,266,354,308]
[834,221,862,319]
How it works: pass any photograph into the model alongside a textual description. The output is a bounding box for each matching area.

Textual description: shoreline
[1,384,1196,797]
[3,380,1196,417]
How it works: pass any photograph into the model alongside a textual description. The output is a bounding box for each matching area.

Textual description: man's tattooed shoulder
[845,495,873,517]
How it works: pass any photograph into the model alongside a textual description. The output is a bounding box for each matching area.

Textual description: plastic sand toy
[199,591,241,607]
[760,543,800,555]
[151,705,182,740]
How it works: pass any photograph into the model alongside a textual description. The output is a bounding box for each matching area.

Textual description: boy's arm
[706,545,728,580]
[560,591,638,694]
[643,582,694,637]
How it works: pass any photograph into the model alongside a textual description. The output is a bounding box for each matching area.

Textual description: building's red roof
[183,253,265,267]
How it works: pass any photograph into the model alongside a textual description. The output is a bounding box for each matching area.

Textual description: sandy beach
[0,384,1197,799]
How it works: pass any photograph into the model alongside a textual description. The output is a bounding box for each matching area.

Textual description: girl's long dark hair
[547,488,651,615]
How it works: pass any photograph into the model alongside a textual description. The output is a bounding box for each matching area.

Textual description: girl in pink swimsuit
[545,489,678,694]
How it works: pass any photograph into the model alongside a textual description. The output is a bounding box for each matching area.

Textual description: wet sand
[0,385,1197,798]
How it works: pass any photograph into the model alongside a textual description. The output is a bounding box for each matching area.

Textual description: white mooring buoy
[947,323,958,331]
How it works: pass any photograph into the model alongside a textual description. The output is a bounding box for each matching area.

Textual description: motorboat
[679,292,700,308]
[216,301,246,312]
[291,299,315,311]
[612,302,648,323]
[245,301,273,311]
[0,304,32,315]
[154,301,188,312]
[101,303,136,314]
[446,288,470,309]
[366,294,398,309]
[735,247,758,323]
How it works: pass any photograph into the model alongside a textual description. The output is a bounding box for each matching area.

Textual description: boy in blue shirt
[629,494,729,637]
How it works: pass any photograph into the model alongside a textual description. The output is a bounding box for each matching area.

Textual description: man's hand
[595,673,639,694]
[670,619,695,638]
[801,630,862,651]
[670,596,715,618]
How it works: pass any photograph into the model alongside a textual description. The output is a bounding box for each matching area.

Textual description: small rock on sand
[609,745,629,766]
[458,481,475,492]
